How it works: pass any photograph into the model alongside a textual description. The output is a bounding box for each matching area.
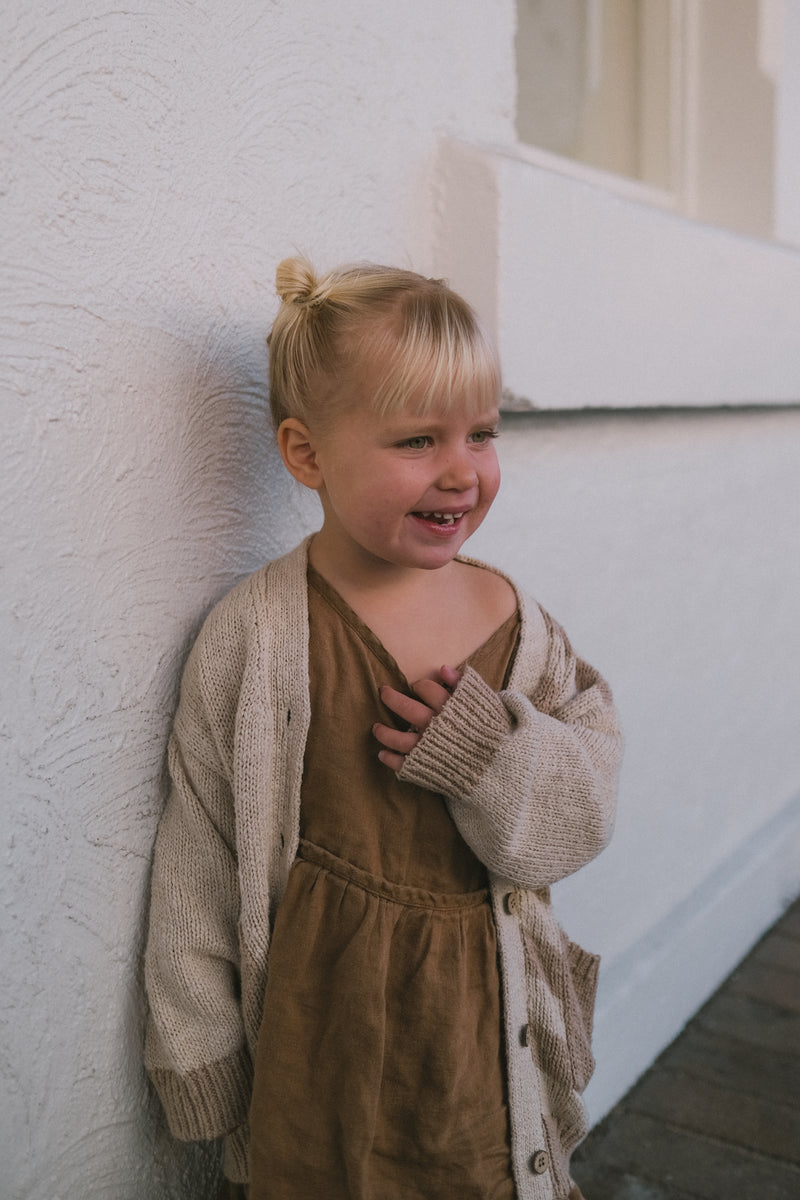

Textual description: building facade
[3,2,799,1195]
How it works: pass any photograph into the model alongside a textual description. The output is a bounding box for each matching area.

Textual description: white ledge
[432,138,800,410]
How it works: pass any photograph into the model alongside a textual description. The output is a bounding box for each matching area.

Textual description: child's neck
[307,533,516,684]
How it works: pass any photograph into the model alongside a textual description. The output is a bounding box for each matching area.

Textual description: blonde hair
[267,256,500,431]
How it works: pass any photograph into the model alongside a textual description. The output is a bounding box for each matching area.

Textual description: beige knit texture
[144,540,622,1193]
[398,607,620,886]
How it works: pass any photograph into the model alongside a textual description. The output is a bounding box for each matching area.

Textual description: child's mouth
[412,510,465,527]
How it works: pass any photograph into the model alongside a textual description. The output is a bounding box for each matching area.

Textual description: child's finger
[372,722,420,755]
[410,677,452,714]
[379,685,435,730]
[377,748,406,772]
[439,664,462,689]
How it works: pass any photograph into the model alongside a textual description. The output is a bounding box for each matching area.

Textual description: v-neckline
[307,562,518,689]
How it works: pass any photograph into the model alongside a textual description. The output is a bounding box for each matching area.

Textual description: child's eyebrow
[385,409,500,435]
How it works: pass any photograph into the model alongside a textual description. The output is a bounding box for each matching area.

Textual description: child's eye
[469,429,500,444]
[402,436,432,450]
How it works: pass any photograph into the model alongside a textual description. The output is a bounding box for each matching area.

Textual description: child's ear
[277,418,324,490]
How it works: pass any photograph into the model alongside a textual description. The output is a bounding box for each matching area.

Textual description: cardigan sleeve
[144,628,251,1142]
[397,607,622,889]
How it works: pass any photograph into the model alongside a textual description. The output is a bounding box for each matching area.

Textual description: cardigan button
[521,1023,533,1048]
[504,890,521,915]
[530,1149,549,1175]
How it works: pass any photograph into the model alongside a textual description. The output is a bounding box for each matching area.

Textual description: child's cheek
[484,457,502,508]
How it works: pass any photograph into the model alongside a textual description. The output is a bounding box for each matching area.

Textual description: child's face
[309,384,501,574]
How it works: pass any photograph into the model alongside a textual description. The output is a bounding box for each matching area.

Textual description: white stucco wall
[2,3,799,1198]
[468,407,800,1120]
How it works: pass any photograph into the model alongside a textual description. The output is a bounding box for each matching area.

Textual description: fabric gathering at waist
[297,838,491,912]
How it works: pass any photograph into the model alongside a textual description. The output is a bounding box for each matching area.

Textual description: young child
[144,257,622,1200]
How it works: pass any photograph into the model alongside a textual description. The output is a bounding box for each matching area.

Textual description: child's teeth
[419,511,463,524]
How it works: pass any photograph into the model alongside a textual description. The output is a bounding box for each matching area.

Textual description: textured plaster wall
[3,2,800,1198]
[1,3,514,1196]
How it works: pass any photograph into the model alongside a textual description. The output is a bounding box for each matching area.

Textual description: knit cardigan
[144,538,622,1199]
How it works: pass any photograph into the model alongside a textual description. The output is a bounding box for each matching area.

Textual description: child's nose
[437,446,478,491]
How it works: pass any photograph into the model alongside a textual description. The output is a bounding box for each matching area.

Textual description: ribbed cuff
[398,665,512,798]
[150,1046,253,1141]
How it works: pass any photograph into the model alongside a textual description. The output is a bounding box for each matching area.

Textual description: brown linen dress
[244,566,521,1200]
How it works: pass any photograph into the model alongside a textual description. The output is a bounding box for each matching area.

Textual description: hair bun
[275,256,322,306]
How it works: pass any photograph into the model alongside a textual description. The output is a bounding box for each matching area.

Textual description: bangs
[353,292,501,418]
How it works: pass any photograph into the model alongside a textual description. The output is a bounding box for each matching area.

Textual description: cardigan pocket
[542,1111,575,1198]
[561,936,599,1093]
[521,923,600,1095]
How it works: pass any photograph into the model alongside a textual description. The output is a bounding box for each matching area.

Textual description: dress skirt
[248,840,515,1199]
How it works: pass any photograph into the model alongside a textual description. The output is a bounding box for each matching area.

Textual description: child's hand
[373,665,462,771]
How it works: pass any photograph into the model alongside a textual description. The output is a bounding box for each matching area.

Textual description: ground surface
[571,897,800,1200]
